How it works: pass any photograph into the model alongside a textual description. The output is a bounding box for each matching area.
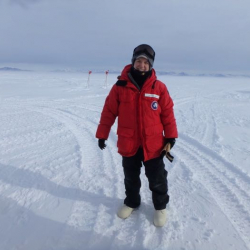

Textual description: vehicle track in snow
[2,98,125,221]
[177,134,250,248]
[28,104,121,192]
[23,102,129,242]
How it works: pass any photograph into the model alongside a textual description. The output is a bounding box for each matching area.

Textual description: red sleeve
[158,83,178,138]
[96,85,119,139]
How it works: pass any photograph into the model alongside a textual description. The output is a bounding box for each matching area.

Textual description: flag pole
[88,70,92,88]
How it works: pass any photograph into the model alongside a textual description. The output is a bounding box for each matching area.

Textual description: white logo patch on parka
[151,101,158,110]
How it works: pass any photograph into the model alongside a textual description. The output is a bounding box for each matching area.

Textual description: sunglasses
[133,44,155,60]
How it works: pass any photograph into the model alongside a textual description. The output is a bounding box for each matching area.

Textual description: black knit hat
[131,44,155,69]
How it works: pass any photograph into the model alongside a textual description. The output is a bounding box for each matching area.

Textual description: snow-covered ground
[0,71,250,250]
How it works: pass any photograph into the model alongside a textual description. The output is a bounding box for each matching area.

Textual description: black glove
[98,139,106,150]
[165,138,176,149]
[161,138,176,162]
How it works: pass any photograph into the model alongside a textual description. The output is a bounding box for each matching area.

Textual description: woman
[96,44,178,227]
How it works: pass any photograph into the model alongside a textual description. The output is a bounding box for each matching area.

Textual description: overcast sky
[1,0,250,73]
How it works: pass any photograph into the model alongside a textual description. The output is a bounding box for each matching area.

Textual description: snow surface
[0,71,250,250]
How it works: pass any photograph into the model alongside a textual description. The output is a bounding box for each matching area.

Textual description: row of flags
[87,70,109,87]
[88,70,109,75]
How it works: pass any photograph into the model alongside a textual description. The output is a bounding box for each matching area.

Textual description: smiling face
[133,57,150,72]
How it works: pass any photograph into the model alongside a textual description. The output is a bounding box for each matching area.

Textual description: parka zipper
[137,89,146,155]
[128,72,144,152]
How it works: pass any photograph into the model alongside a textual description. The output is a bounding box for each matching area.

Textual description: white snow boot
[153,209,167,227]
[117,205,134,219]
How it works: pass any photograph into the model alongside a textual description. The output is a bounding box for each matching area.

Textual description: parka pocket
[144,123,164,152]
[117,127,135,155]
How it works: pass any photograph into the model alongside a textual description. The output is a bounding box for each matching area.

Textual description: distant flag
[87,70,92,87]
[104,70,109,87]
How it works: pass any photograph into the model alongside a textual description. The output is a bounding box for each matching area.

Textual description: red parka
[96,64,178,161]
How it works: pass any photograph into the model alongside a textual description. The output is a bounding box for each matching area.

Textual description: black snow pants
[122,147,169,210]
